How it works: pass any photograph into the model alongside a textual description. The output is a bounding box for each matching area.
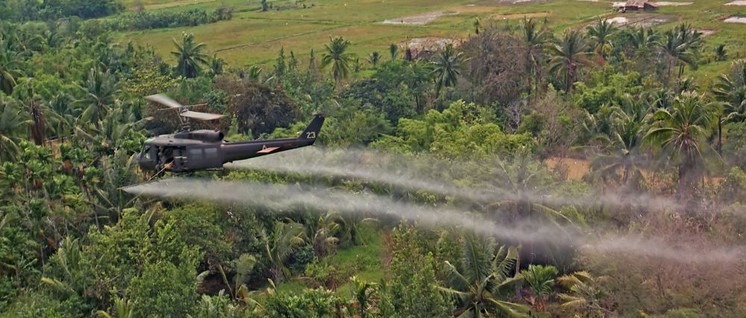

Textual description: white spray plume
[226,147,681,211]
[123,178,745,264]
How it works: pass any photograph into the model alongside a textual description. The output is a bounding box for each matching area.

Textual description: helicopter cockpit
[136,142,158,171]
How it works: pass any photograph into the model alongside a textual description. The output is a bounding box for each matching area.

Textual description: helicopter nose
[136,153,156,171]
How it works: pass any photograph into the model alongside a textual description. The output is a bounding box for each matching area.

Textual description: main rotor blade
[145,94,184,109]
[181,111,224,121]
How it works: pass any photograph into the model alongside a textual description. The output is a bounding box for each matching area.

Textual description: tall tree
[321,36,354,88]
[77,67,118,131]
[711,61,746,154]
[589,100,650,190]
[0,48,21,95]
[0,98,30,161]
[586,18,617,63]
[547,30,591,93]
[520,17,550,95]
[659,24,701,82]
[645,91,713,197]
[431,43,464,98]
[171,33,208,78]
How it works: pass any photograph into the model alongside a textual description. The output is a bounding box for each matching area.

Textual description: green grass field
[116,0,746,75]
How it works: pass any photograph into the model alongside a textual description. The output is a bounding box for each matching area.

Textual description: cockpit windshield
[142,146,152,160]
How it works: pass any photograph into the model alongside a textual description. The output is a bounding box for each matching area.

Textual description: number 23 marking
[306,132,316,139]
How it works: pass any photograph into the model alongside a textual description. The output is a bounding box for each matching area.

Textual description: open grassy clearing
[116,0,746,77]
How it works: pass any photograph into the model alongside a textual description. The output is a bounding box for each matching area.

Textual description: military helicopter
[135,94,324,173]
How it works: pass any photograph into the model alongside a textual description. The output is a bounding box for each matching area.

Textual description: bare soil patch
[724,16,746,23]
[494,0,546,3]
[698,29,716,36]
[725,1,746,6]
[382,11,452,25]
[143,0,215,10]
[489,12,549,20]
[607,16,629,25]
[545,157,590,181]
[652,1,693,6]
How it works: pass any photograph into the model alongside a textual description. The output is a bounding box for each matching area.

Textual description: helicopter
[135,94,325,173]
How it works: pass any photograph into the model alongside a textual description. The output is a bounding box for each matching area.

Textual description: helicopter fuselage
[136,114,324,173]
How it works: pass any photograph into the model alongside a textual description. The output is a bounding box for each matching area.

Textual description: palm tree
[547,30,591,93]
[389,43,399,60]
[47,92,76,140]
[623,26,660,53]
[97,297,134,318]
[171,33,208,78]
[645,91,713,197]
[0,98,29,161]
[521,264,558,312]
[367,51,381,68]
[208,54,225,77]
[715,44,727,61]
[586,19,617,63]
[589,97,651,189]
[261,221,306,283]
[711,61,746,154]
[659,24,701,82]
[0,47,21,95]
[321,36,354,88]
[558,271,609,317]
[78,67,118,131]
[306,211,344,257]
[520,17,550,95]
[438,234,530,318]
[431,44,464,98]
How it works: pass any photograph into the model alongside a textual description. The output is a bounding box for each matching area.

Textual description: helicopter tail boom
[299,113,325,142]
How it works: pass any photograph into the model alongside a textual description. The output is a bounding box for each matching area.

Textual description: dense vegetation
[2,1,746,317]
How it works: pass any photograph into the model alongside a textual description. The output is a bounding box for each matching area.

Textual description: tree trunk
[717,116,723,156]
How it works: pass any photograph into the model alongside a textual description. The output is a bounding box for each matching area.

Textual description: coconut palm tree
[78,67,118,131]
[712,61,746,121]
[306,211,344,257]
[711,61,746,154]
[659,24,701,82]
[521,264,558,312]
[623,26,660,54]
[520,17,550,95]
[645,91,714,197]
[46,92,76,140]
[208,54,225,77]
[590,108,648,190]
[438,234,530,318]
[0,98,30,161]
[558,271,609,317]
[321,36,354,88]
[171,33,209,78]
[715,44,727,61]
[586,19,617,63]
[0,47,21,95]
[547,30,591,93]
[261,220,306,283]
[389,43,399,60]
[367,51,381,68]
[431,43,464,98]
